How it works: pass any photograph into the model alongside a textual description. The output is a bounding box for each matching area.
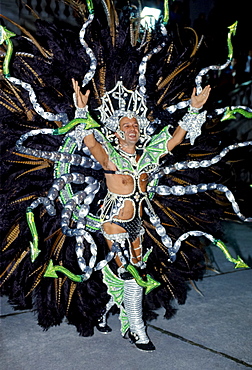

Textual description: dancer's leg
[123,278,155,351]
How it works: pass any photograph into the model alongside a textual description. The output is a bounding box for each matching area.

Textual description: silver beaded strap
[195,60,230,95]
[60,177,100,234]
[152,182,251,222]
[7,77,69,124]
[16,128,93,167]
[28,196,56,217]
[79,15,97,88]
[168,231,220,262]
[178,107,207,145]
[161,141,252,176]
[138,42,166,96]
[165,99,190,114]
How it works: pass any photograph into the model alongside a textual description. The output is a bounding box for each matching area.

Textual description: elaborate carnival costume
[0,0,251,351]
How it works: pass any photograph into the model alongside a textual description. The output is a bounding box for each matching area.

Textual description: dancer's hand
[72,78,90,108]
[191,85,211,108]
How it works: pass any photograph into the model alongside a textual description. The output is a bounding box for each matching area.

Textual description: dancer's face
[118,116,140,145]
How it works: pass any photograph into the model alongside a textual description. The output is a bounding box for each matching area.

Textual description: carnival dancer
[72,78,211,350]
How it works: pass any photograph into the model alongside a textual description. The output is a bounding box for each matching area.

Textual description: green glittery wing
[102,264,130,335]
[119,307,130,337]
[137,126,172,173]
[102,265,124,306]
[104,137,135,173]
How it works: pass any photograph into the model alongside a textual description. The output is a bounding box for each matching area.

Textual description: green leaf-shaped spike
[44,260,59,278]
[228,21,238,34]
[221,107,236,121]
[0,26,16,77]
[144,274,161,295]
[227,21,237,60]
[0,26,16,44]
[126,264,161,295]
[86,0,94,14]
[26,208,40,262]
[85,113,101,129]
[234,256,249,269]
[30,242,41,262]
[143,247,153,263]
[44,260,84,281]
[221,107,252,121]
[214,239,249,269]
[163,0,169,25]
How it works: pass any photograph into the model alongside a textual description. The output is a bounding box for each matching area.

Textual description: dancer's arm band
[178,106,207,145]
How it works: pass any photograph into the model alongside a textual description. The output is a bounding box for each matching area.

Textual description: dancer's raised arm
[167,85,211,151]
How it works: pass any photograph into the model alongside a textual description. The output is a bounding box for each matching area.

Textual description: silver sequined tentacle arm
[7,77,69,124]
[178,106,207,145]
[79,15,97,88]
[72,14,96,140]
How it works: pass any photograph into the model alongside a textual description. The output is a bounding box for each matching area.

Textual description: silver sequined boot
[124,279,155,351]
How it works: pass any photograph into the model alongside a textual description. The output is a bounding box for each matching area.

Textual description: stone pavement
[1,221,252,370]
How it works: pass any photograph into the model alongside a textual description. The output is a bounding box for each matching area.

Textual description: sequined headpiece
[97,81,151,143]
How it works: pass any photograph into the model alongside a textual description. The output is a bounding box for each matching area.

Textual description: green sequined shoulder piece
[137,126,172,173]
[94,130,136,173]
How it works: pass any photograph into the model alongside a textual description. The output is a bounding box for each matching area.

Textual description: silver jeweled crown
[97,81,150,140]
